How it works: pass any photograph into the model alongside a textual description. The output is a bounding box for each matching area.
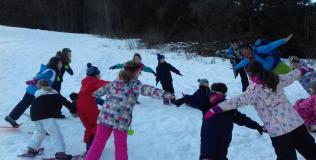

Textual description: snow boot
[55,152,72,160]
[5,115,19,128]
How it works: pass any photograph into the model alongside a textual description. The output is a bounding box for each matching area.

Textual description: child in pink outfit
[294,81,316,132]
[85,61,174,160]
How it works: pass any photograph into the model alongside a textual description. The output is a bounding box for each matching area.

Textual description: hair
[311,81,316,95]
[246,61,279,92]
[231,38,239,43]
[240,43,252,50]
[55,48,71,64]
[211,83,228,94]
[119,61,141,83]
[37,79,52,91]
[133,53,141,60]
[47,56,62,71]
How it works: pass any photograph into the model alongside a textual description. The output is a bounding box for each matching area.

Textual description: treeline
[0,0,316,57]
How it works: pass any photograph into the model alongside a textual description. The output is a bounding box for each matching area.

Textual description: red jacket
[77,76,109,143]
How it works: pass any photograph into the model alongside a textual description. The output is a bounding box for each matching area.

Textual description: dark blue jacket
[30,89,75,121]
[184,89,260,136]
[156,62,181,83]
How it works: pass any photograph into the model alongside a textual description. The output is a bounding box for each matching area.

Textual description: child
[288,56,316,95]
[234,34,293,75]
[156,53,182,104]
[174,80,264,160]
[85,61,174,160]
[5,56,62,128]
[109,53,156,76]
[227,38,249,92]
[24,80,73,159]
[53,48,74,92]
[294,81,316,132]
[77,63,109,152]
[205,61,316,160]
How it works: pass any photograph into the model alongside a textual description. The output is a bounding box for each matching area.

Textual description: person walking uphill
[77,63,109,152]
[204,61,316,160]
[22,80,73,159]
[156,54,182,104]
[5,56,62,128]
[85,61,175,160]
[109,53,156,76]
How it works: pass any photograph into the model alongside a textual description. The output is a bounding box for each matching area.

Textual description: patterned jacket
[94,79,165,131]
[218,69,304,137]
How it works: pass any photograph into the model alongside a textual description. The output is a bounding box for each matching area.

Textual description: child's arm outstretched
[256,34,293,55]
[168,63,183,76]
[233,110,265,135]
[64,64,74,75]
[94,83,111,97]
[58,94,77,114]
[135,82,174,100]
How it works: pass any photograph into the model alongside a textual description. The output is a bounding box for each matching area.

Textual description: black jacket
[30,89,74,121]
[175,89,260,136]
[156,62,181,83]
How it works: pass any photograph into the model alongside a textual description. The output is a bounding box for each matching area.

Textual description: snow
[0,25,315,160]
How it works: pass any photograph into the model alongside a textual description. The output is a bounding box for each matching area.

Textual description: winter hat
[197,79,209,85]
[86,63,100,76]
[211,83,228,94]
[157,54,165,61]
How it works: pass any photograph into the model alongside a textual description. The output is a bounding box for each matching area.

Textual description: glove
[204,105,223,120]
[109,66,117,70]
[256,126,267,135]
[152,71,157,76]
[25,79,37,85]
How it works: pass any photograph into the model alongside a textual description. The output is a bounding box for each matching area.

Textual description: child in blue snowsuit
[173,81,264,160]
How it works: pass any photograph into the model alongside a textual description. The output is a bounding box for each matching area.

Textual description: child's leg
[293,125,316,159]
[85,125,113,160]
[28,121,47,150]
[270,132,297,160]
[239,68,249,92]
[216,134,232,160]
[113,129,128,160]
[43,119,66,153]
[199,135,218,160]
[8,92,34,120]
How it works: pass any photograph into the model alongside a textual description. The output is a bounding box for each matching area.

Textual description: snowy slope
[0,26,314,160]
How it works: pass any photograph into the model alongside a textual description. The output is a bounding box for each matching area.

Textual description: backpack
[253,39,281,69]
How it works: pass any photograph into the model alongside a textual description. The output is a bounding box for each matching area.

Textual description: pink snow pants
[85,124,128,160]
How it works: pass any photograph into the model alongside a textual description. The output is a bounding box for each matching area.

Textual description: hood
[35,88,58,98]
[39,64,48,72]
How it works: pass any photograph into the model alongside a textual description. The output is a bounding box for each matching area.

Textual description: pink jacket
[218,69,304,137]
[294,94,316,126]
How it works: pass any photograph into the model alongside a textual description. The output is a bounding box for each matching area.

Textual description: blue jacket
[234,38,286,71]
[26,64,56,95]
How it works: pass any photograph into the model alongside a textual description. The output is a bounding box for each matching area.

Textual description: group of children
[4,37,316,160]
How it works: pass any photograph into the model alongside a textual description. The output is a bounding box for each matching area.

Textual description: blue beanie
[86,63,100,76]
[197,79,209,85]
[157,54,165,61]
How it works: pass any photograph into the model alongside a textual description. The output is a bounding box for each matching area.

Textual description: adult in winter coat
[156,54,182,104]
[294,81,316,132]
[204,61,316,160]
[234,34,293,75]
[52,48,74,118]
[173,81,264,160]
[227,38,249,92]
[77,63,109,152]
[24,80,73,160]
[109,53,156,76]
[5,56,62,128]
[85,61,174,160]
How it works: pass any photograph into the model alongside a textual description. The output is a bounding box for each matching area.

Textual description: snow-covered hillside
[0,26,314,160]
